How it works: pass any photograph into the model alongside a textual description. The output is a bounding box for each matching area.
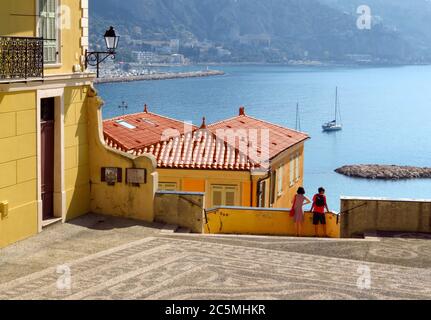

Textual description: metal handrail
[339,203,368,215]
[0,35,43,40]
[336,202,368,224]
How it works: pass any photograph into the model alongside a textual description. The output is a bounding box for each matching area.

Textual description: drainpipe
[250,174,254,207]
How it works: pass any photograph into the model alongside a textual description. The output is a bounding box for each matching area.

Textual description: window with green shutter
[39,0,58,64]
[277,165,284,196]
[211,185,238,208]
[158,182,178,192]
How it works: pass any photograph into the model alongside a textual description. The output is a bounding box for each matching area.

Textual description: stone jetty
[95,70,225,84]
[335,165,431,180]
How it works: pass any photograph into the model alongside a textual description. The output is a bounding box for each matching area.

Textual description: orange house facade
[103,106,309,210]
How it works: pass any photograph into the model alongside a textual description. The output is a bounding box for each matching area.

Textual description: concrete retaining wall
[340,197,431,238]
[154,191,205,233]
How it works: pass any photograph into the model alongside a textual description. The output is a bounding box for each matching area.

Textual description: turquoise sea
[96,65,431,210]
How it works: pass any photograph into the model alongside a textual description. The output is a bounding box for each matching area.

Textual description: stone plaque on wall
[126,168,147,185]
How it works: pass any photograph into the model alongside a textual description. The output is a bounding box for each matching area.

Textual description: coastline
[197,61,431,68]
[94,63,431,86]
[94,70,225,84]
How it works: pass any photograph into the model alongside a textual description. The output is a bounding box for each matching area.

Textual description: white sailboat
[322,87,343,132]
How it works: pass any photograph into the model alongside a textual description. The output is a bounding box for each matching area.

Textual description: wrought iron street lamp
[85,26,120,78]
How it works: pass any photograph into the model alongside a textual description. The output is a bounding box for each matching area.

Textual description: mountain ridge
[89,0,430,63]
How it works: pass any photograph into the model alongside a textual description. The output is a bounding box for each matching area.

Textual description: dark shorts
[313,212,326,225]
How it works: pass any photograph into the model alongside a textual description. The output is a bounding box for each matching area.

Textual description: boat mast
[296,102,301,131]
[335,86,338,124]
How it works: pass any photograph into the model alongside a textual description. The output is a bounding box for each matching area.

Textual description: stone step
[41,217,63,229]
[160,224,179,234]
[176,227,192,234]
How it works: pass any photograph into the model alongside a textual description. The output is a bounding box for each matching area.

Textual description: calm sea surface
[96,65,431,210]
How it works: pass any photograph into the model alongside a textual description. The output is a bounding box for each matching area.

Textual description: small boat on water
[322,87,343,132]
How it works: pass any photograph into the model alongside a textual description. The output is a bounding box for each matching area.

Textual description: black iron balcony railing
[0,36,44,81]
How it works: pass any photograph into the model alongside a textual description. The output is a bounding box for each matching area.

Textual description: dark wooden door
[41,98,55,220]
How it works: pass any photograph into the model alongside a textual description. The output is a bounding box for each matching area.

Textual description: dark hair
[318,187,325,193]
[297,187,305,195]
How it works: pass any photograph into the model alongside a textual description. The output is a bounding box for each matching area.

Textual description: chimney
[239,106,246,116]
[200,117,207,129]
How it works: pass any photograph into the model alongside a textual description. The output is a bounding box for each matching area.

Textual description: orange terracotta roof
[103,107,309,170]
[208,111,309,160]
[103,109,198,152]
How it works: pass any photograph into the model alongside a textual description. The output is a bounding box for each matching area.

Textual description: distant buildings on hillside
[239,34,271,47]
[120,36,233,64]
[131,51,187,65]
[107,33,388,67]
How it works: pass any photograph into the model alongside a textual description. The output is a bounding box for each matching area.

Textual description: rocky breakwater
[335,165,431,180]
[95,70,225,84]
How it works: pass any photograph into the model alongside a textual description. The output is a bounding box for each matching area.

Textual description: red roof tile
[129,129,258,171]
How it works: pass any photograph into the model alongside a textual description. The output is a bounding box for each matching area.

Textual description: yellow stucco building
[0,0,95,248]
[1,0,161,249]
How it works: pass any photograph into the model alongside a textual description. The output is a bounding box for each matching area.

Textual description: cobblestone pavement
[0,214,430,300]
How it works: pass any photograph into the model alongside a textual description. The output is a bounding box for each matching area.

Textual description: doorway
[40,97,55,220]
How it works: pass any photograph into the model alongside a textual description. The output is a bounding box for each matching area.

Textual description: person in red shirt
[310,187,330,237]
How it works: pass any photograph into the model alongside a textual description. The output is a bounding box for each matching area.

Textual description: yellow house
[103,106,309,210]
[0,0,95,248]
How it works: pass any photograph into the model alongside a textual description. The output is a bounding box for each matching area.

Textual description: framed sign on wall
[126,168,147,185]
[101,167,122,186]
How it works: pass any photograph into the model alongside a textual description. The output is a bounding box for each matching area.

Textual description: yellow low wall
[204,207,340,238]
